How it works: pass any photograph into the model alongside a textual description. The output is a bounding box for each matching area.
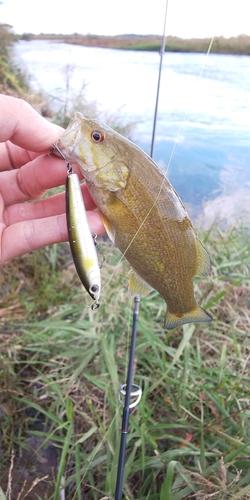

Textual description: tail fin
[164,304,212,330]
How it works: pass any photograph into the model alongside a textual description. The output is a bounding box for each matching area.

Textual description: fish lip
[50,142,97,176]
[50,142,66,159]
[50,141,77,166]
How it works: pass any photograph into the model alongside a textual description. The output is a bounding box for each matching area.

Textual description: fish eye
[91,130,104,143]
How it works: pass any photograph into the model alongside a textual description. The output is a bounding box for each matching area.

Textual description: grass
[0,24,30,96]
[0,225,250,499]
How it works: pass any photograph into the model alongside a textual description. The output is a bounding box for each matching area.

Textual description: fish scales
[54,112,212,329]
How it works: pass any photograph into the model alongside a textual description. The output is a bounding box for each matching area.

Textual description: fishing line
[150,0,169,159]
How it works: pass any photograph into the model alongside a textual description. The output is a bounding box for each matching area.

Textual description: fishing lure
[53,144,101,309]
[66,167,101,309]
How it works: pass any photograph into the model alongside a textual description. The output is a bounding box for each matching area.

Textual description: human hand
[0,95,105,264]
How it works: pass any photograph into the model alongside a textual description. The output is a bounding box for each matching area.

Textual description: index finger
[0,95,63,151]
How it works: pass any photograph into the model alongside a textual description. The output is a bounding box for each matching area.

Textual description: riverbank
[20,33,250,55]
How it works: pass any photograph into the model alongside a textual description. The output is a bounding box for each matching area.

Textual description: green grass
[0,226,250,499]
[0,24,30,96]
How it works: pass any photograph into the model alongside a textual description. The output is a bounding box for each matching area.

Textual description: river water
[13,40,250,227]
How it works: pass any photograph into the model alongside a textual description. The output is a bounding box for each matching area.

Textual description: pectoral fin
[100,213,116,243]
[128,268,153,297]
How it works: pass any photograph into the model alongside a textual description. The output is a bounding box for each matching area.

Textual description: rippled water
[14,40,250,226]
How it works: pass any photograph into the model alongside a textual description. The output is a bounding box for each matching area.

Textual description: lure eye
[90,284,99,294]
[91,130,104,143]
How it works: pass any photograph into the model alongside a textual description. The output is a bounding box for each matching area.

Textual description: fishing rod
[114,2,169,498]
[150,0,169,159]
[114,296,141,500]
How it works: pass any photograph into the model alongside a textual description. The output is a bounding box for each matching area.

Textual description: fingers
[1,154,83,205]
[1,211,105,264]
[1,155,66,205]
[4,184,98,225]
[0,95,107,264]
[0,142,35,171]
[0,96,63,151]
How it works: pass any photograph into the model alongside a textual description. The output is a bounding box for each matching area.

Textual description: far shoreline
[18,33,250,55]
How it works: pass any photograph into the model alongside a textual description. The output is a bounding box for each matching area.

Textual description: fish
[66,169,101,307]
[54,112,212,329]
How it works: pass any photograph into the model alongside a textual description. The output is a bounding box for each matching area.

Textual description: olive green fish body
[57,113,211,329]
[66,172,101,302]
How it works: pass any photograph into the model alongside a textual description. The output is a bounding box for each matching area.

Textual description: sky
[0,0,249,38]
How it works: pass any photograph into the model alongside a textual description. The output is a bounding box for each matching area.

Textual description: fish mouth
[50,140,98,179]
[50,136,77,162]
[50,142,68,160]
[50,115,82,160]
[49,112,99,173]
[50,137,83,174]
[54,112,83,152]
